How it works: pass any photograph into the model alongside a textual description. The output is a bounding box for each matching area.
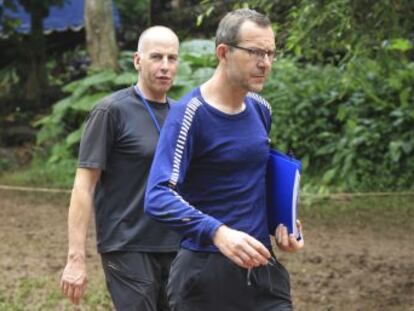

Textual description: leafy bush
[169,39,217,99]
[264,56,414,191]
[19,40,217,187]
[285,0,414,63]
[14,36,414,192]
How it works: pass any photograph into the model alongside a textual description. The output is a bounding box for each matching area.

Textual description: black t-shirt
[78,86,180,253]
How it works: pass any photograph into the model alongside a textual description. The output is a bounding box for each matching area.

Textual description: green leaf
[399,87,411,107]
[294,45,302,57]
[346,119,357,133]
[36,123,63,145]
[386,38,413,52]
[322,168,337,184]
[113,72,136,86]
[341,153,354,177]
[48,144,71,164]
[205,6,214,16]
[402,141,413,154]
[336,105,348,121]
[389,141,403,162]
[65,126,84,146]
[174,62,192,86]
[301,155,309,170]
[71,92,110,111]
[180,39,215,55]
[196,14,204,27]
[34,97,73,127]
[64,71,116,96]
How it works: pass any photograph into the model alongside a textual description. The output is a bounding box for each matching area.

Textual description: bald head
[137,26,179,53]
[133,26,179,102]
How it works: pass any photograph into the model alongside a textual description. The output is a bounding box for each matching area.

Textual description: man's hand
[60,254,88,305]
[213,225,271,268]
[275,220,304,252]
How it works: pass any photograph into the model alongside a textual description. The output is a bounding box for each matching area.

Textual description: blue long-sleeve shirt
[145,87,272,252]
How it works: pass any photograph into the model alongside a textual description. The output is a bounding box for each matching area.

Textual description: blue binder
[266,149,302,238]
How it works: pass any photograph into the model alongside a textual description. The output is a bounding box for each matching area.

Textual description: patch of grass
[83,285,113,310]
[300,195,414,230]
[0,159,75,189]
[0,277,112,311]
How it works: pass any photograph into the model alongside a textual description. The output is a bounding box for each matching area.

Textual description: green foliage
[35,75,114,151]
[46,47,90,87]
[113,0,150,30]
[264,55,414,191]
[237,0,414,191]
[196,0,284,27]
[171,39,217,98]
[15,0,414,192]
[0,65,19,94]
[196,1,215,27]
[27,39,217,187]
[286,0,414,62]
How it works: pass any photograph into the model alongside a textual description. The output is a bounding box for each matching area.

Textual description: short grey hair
[215,8,271,47]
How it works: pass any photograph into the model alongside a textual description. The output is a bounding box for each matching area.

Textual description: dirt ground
[0,189,413,311]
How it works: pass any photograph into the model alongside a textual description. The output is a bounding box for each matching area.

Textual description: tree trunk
[84,0,119,71]
[22,5,48,106]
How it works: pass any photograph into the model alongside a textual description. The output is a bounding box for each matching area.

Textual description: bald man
[60,26,180,311]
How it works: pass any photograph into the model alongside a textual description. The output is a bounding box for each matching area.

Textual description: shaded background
[1,0,413,192]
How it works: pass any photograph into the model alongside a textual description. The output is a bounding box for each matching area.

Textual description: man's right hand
[213,225,271,269]
[60,254,88,305]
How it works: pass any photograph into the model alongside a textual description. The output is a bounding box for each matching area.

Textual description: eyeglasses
[227,44,276,62]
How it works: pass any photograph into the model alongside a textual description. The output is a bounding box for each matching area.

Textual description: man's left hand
[275,220,304,252]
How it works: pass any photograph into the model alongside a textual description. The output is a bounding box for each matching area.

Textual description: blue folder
[266,149,302,238]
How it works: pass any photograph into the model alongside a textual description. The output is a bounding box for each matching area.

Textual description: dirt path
[0,190,413,310]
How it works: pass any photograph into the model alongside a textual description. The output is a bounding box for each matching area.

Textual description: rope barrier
[1,184,413,199]
[302,191,414,200]
[0,184,71,194]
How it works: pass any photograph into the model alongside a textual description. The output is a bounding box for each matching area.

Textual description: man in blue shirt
[145,9,304,310]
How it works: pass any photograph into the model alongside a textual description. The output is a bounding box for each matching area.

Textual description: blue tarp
[0,0,120,35]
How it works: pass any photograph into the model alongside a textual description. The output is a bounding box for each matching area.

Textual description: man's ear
[133,52,141,71]
[216,44,229,63]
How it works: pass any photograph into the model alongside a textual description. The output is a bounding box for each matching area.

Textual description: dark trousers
[167,249,292,311]
[101,251,176,311]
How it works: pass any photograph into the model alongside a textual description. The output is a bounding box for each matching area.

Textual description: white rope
[303,191,414,199]
[0,184,413,199]
[0,185,71,194]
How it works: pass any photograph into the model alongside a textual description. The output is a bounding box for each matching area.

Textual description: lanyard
[133,85,167,134]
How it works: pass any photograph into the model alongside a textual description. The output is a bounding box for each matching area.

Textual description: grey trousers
[101,251,176,311]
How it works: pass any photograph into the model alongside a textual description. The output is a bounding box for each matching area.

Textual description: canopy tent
[0,0,121,36]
